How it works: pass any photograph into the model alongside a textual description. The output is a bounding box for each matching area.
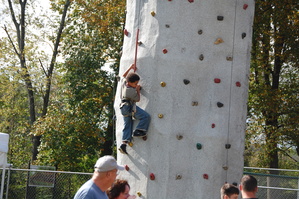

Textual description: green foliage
[245,0,299,169]
[32,0,125,171]
[0,68,32,168]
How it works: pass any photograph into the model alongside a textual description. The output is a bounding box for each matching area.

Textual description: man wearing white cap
[74,155,124,199]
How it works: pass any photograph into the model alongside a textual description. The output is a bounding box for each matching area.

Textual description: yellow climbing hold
[128,142,133,147]
[151,11,156,16]
[158,114,164,118]
[160,82,166,87]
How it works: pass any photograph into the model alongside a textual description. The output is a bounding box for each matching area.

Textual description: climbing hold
[236,81,241,87]
[199,54,204,61]
[158,114,164,119]
[217,16,224,21]
[192,101,198,106]
[243,4,248,10]
[125,165,130,171]
[226,56,233,61]
[162,49,168,54]
[223,166,228,170]
[225,144,231,149]
[196,143,202,150]
[142,136,147,141]
[165,24,170,28]
[128,142,133,147]
[242,32,246,39]
[176,134,183,140]
[160,81,166,87]
[217,102,224,108]
[214,78,221,83]
[211,123,216,128]
[232,182,238,186]
[150,173,155,180]
[203,174,209,179]
[183,79,190,85]
[198,30,203,35]
[124,29,129,36]
[138,41,143,46]
[188,0,194,2]
[214,38,224,45]
[151,11,156,16]
[176,174,182,180]
[137,192,142,197]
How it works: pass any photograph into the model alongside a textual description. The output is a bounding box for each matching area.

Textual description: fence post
[5,165,12,199]
[0,167,6,199]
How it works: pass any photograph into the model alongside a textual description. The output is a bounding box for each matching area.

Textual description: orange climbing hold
[214,38,224,44]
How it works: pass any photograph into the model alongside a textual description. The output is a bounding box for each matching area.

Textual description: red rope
[134,29,140,70]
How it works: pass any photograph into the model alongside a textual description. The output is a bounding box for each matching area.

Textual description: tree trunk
[42,0,70,116]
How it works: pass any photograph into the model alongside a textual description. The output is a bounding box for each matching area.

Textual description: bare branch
[39,58,48,77]
[3,25,20,57]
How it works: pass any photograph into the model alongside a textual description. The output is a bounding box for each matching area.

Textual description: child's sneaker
[119,144,128,154]
[133,129,147,137]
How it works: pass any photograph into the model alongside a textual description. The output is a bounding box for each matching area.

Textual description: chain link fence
[0,167,92,199]
[1,167,299,198]
[244,167,299,199]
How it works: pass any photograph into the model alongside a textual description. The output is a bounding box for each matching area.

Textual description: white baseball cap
[94,155,124,172]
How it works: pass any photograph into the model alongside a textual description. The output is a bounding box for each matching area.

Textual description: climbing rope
[133,0,142,67]
[225,0,239,179]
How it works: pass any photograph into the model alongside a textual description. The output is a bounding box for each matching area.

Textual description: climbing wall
[114,0,255,198]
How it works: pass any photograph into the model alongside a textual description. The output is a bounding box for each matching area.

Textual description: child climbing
[119,63,150,154]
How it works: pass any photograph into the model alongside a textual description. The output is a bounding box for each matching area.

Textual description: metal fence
[244,167,299,199]
[0,167,92,199]
[1,166,299,199]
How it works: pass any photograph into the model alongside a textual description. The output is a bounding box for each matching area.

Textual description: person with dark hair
[239,175,258,199]
[220,183,239,199]
[74,156,124,199]
[118,64,150,154]
[107,179,136,199]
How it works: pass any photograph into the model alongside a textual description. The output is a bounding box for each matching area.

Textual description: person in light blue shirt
[74,156,124,199]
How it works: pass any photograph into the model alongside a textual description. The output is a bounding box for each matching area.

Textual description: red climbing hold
[211,123,215,128]
[124,29,128,36]
[214,78,221,83]
[236,82,241,87]
[125,165,130,171]
[188,0,194,2]
[150,173,155,180]
[163,49,168,54]
[203,174,209,179]
[243,4,248,10]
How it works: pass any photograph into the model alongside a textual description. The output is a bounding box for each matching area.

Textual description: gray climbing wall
[114,0,255,198]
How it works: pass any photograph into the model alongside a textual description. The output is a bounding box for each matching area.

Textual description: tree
[246,0,299,171]
[1,0,70,162]
[0,68,32,167]
[32,0,126,171]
